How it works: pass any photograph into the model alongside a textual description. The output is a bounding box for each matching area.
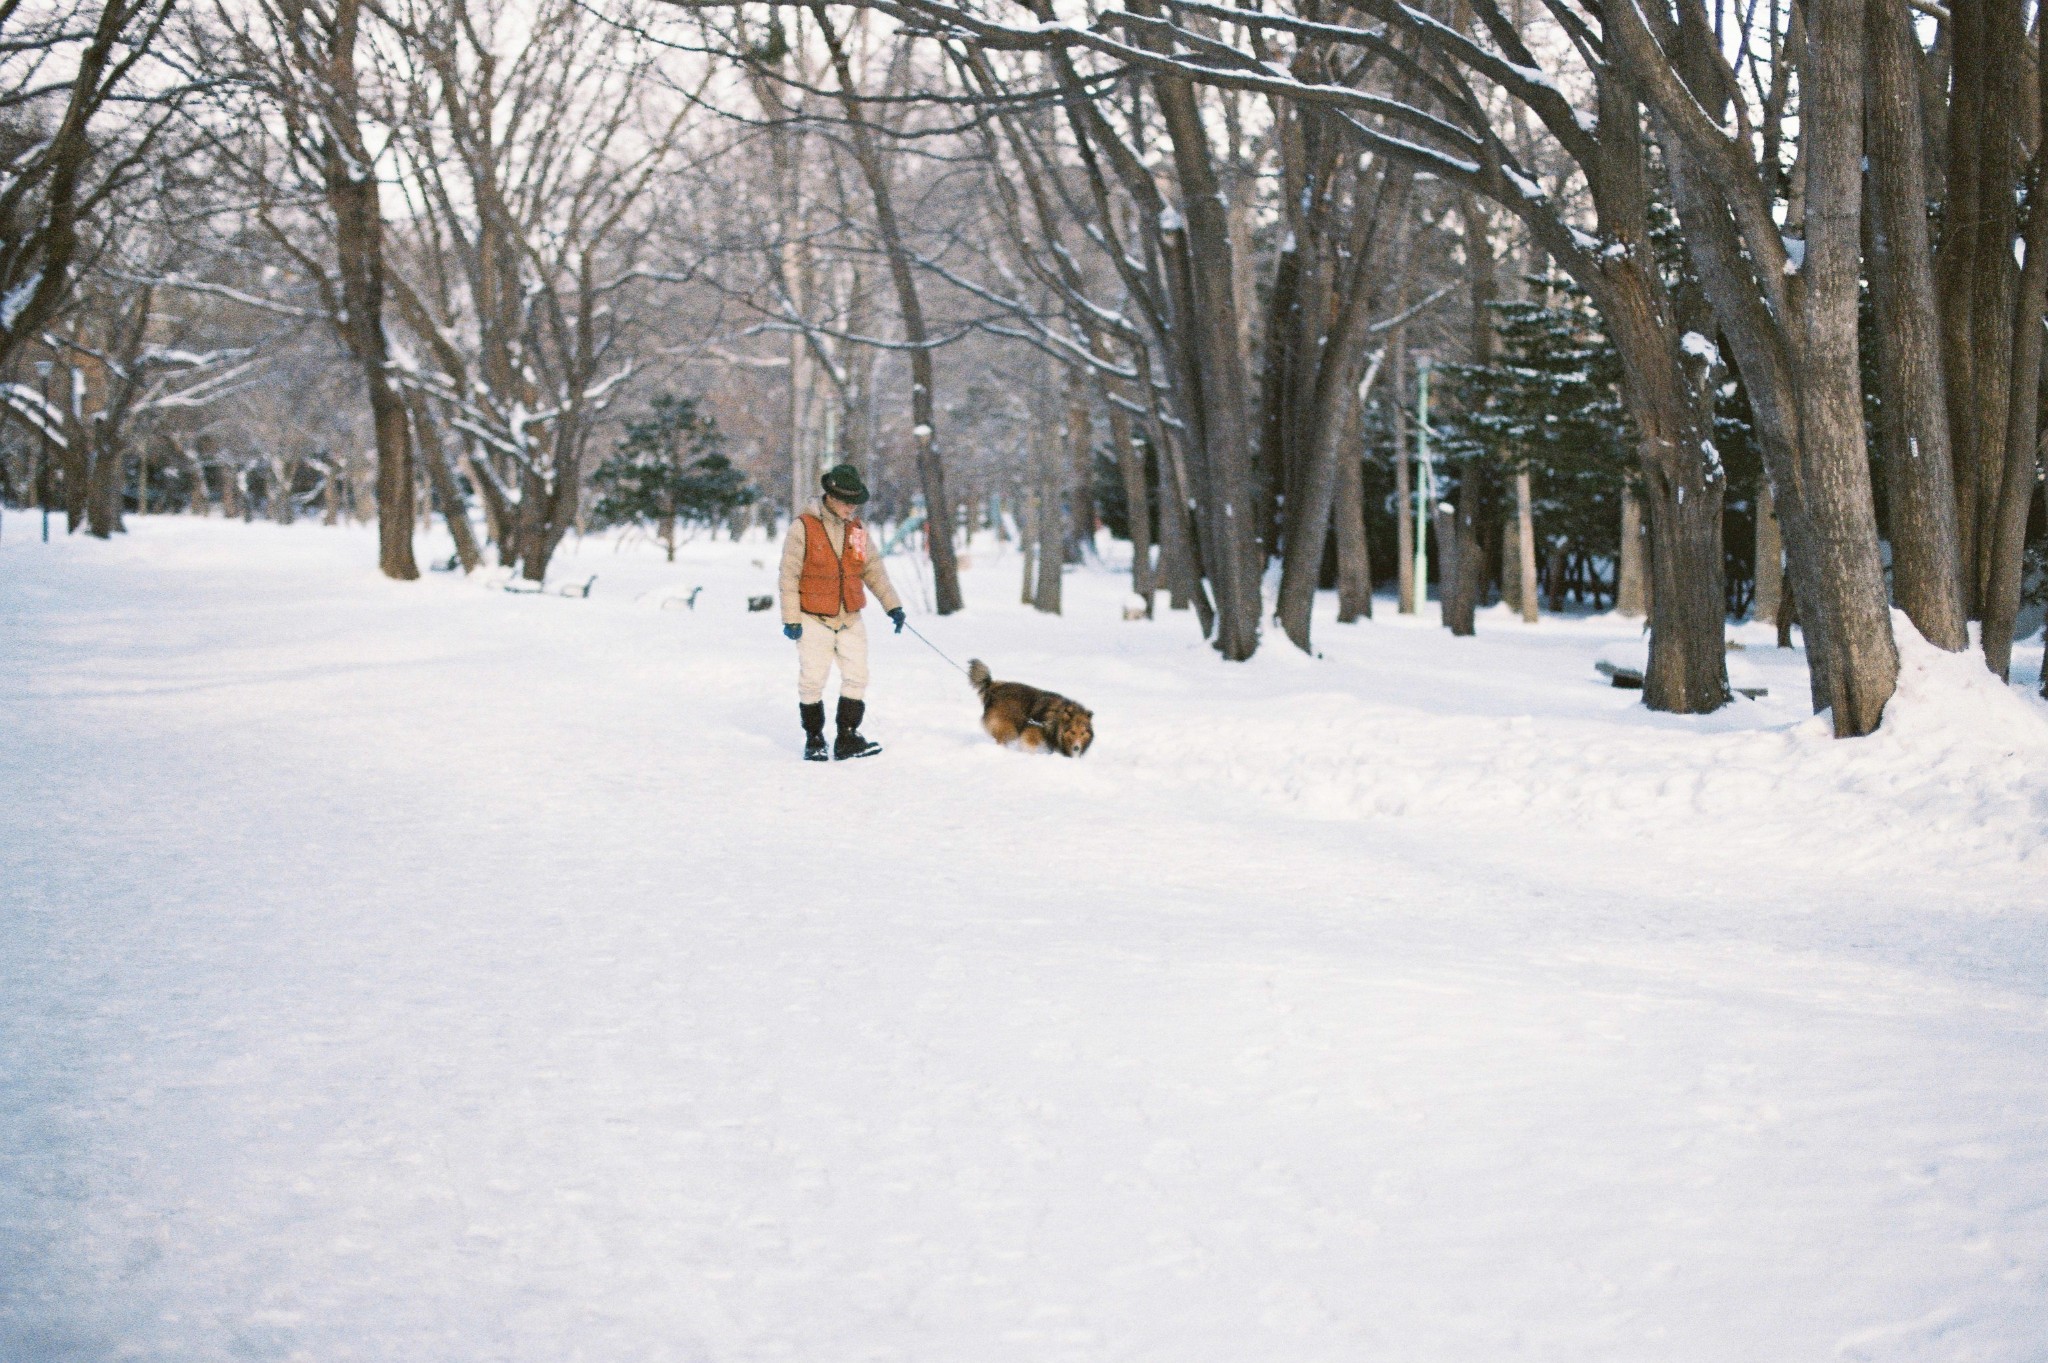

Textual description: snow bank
[1109,615,2048,878]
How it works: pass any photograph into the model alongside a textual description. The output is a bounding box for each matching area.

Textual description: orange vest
[798,513,868,616]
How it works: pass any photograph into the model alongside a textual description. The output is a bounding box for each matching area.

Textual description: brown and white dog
[967,659,1094,756]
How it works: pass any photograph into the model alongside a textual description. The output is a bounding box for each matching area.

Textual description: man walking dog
[779,463,906,761]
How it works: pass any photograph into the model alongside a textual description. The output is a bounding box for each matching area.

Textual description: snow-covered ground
[4,515,2046,1363]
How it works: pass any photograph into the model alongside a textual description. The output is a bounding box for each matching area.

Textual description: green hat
[821,463,870,504]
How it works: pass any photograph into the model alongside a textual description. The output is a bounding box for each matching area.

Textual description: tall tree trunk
[1863,0,1969,649]
[536,401,586,578]
[1616,485,1648,617]
[1513,471,1539,622]
[1100,370,1154,611]
[1257,241,1300,571]
[1155,420,1215,634]
[1794,0,1899,731]
[1034,452,1065,614]
[1442,479,1485,634]
[1980,36,2048,677]
[1157,427,1192,612]
[1936,0,1986,588]
[83,434,124,538]
[1276,167,1410,648]
[1065,363,1095,559]
[185,448,212,517]
[784,239,812,514]
[405,391,482,572]
[747,62,815,518]
[1151,69,1260,658]
[1636,36,1893,728]
[462,443,513,563]
[1600,288,1727,710]
[1441,194,1497,638]
[320,0,416,581]
[1961,0,2024,618]
[1753,479,1784,624]
[1393,332,1415,613]
[1019,484,1039,605]
[816,7,963,614]
[1576,69,1728,709]
[1334,395,1374,622]
[60,376,87,532]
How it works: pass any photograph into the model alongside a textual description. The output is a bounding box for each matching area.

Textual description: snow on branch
[118,273,330,322]
[0,382,70,447]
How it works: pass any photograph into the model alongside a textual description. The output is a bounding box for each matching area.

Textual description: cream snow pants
[796,612,869,704]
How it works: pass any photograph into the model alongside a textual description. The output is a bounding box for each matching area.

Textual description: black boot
[799,701,829,761]
[833,695,881,760]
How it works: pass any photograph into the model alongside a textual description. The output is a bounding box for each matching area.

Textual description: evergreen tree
[1439,274,1765,612]
[1437,278,1634,602]
[590,395,756,561]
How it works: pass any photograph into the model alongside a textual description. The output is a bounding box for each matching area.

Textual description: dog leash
[901,619,971,677]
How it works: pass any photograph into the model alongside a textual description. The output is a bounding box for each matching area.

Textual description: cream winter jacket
[778,503,903,627]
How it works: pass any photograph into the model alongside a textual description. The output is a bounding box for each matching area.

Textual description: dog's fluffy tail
[967,658,993,701]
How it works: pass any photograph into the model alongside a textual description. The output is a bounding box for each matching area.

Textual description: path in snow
[3,518,2045,1362]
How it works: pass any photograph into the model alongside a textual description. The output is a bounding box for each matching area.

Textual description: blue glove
[783,623,802,641]
[888,608,906,634]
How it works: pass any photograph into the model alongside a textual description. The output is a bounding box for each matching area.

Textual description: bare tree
[810,5,964,611]
[0,0,179,374]
[865,0,1737,701]
[219,0,419,578]
[373,0,689,582]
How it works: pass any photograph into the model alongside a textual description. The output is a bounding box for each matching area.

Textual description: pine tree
[1439,275,1765,613]
[590,396,756,561]
[1438,279,1635,602]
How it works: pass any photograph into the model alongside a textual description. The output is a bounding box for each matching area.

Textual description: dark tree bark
[1257,241,1300,572]
[816,7,963,614]
[1979,33,2048,678]
[1096,340,1155,611]
[1150,68,1261,659]
[1334,389,1375,623]
[1441,194,1498,638]
[1793,0,1899,730]
[1570,73,1727,710]
[58,369,89,532]
[1155,419,1215,634]
[1156,422,1193,612]
[1613,0,1896,732]
[1958,0,2023,616]
[1934,0,2044,672]
[1863,0,1968,650]
[1065,362,1097,558]
[403,390,483,572]
[79,284,154,539]
[1391,329,1416,614]
[1271,100,1411,651]
[1033,445,1065,614]
[1754,480,1784,625]
[1936,0,1987,588]
[291,0,417,580]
